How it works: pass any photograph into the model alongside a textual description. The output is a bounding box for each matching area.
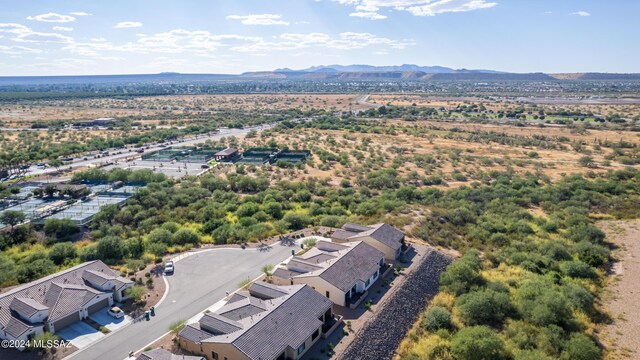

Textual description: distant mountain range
[275,64,505,74]
[239,64,640,81]
[2,65,640,85]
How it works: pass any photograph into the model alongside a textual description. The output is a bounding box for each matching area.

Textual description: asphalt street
[65,243,297,360]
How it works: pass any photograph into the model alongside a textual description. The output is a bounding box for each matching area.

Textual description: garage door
[88,298,109,315]
[54,312,81,331]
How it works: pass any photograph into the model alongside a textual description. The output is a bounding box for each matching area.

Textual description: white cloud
[227,14,290,25]
[231,31,414,53]
[350,11,387,20]
[70,12,92,17]
[571,11,591,17]
[27,12,76,23]
[114,21,143,28]
[14,32,74,44]
[0,45,43,55]
[53,26,74,32]
[0,23,31,34]
[333,0,497,18]
[0,23,73,44]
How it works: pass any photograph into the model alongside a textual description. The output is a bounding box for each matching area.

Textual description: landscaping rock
[338,249,452,360]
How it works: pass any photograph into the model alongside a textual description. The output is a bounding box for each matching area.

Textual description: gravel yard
[337,248,452,360]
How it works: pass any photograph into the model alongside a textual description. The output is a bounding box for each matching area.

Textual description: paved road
[66,243,297,360]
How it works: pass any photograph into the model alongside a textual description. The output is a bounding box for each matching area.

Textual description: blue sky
[0,0,638,76]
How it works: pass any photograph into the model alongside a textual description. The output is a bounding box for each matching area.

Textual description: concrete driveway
[57,321,104,349]
[65,242,297,360]
[90,307,133,332]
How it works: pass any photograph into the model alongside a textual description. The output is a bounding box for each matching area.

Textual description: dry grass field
[369,94,640,119]
[228,119,638,189]
[0,94,358,128]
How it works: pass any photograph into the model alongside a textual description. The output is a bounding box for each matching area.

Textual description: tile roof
[180,284,332,360]
[276,241,384,292]
[199,313,243,335]
[179,323,212,344]
[10,297,48,318]
[43,283,102,321]
[331,229,359,241]
[0,261,126,337]
[247,282,288,300]
[353,223,404,250]
[82,269,133,290]
[318,242,384,292]
[232,285,330,360]
[82,270,112,286]
[334,223,404,251]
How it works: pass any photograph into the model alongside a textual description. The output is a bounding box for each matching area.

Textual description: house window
[297,343,306,355]
[212,352,219,360]
[325,291,330,298]
[365,278,370,287]
[312,329,320,340]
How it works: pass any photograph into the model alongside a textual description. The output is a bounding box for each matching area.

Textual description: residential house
[271,241,385,307]
[178,282,334,360]
[0,260,133,350]
[331,223,405,261]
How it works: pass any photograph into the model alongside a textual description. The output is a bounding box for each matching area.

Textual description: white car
[107,306,124,319]
[164,261,174,274]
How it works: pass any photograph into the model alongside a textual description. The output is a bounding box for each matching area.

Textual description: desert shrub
[450,326,506,360]
[457,288,515,327]
[422,307,453,331]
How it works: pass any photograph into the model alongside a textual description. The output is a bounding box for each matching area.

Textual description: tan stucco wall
[292,276,345,306]
[201,342,250,360]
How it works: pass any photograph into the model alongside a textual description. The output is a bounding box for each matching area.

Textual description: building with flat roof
[0,261,133,350]
[178,282,334,360]
[272,241,385,307]
[213,148,240,162]
[331,223,405,261]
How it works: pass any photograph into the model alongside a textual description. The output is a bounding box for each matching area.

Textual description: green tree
[125,285,147,303]
[264,202,283,219]
[422,306,453,332]
[43,218,79,240]
[48,242,77,265]
[0,253,17,286]
[450,326,506,360]
[96,236,126,264]
[0,210,26,231]
[16,258,56,283]
[561,333,601,360]
[172,228,199,245]
[148,228,172,244]
[457,288,514,327]
[282,212,311,231]
[440,251,483,295]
